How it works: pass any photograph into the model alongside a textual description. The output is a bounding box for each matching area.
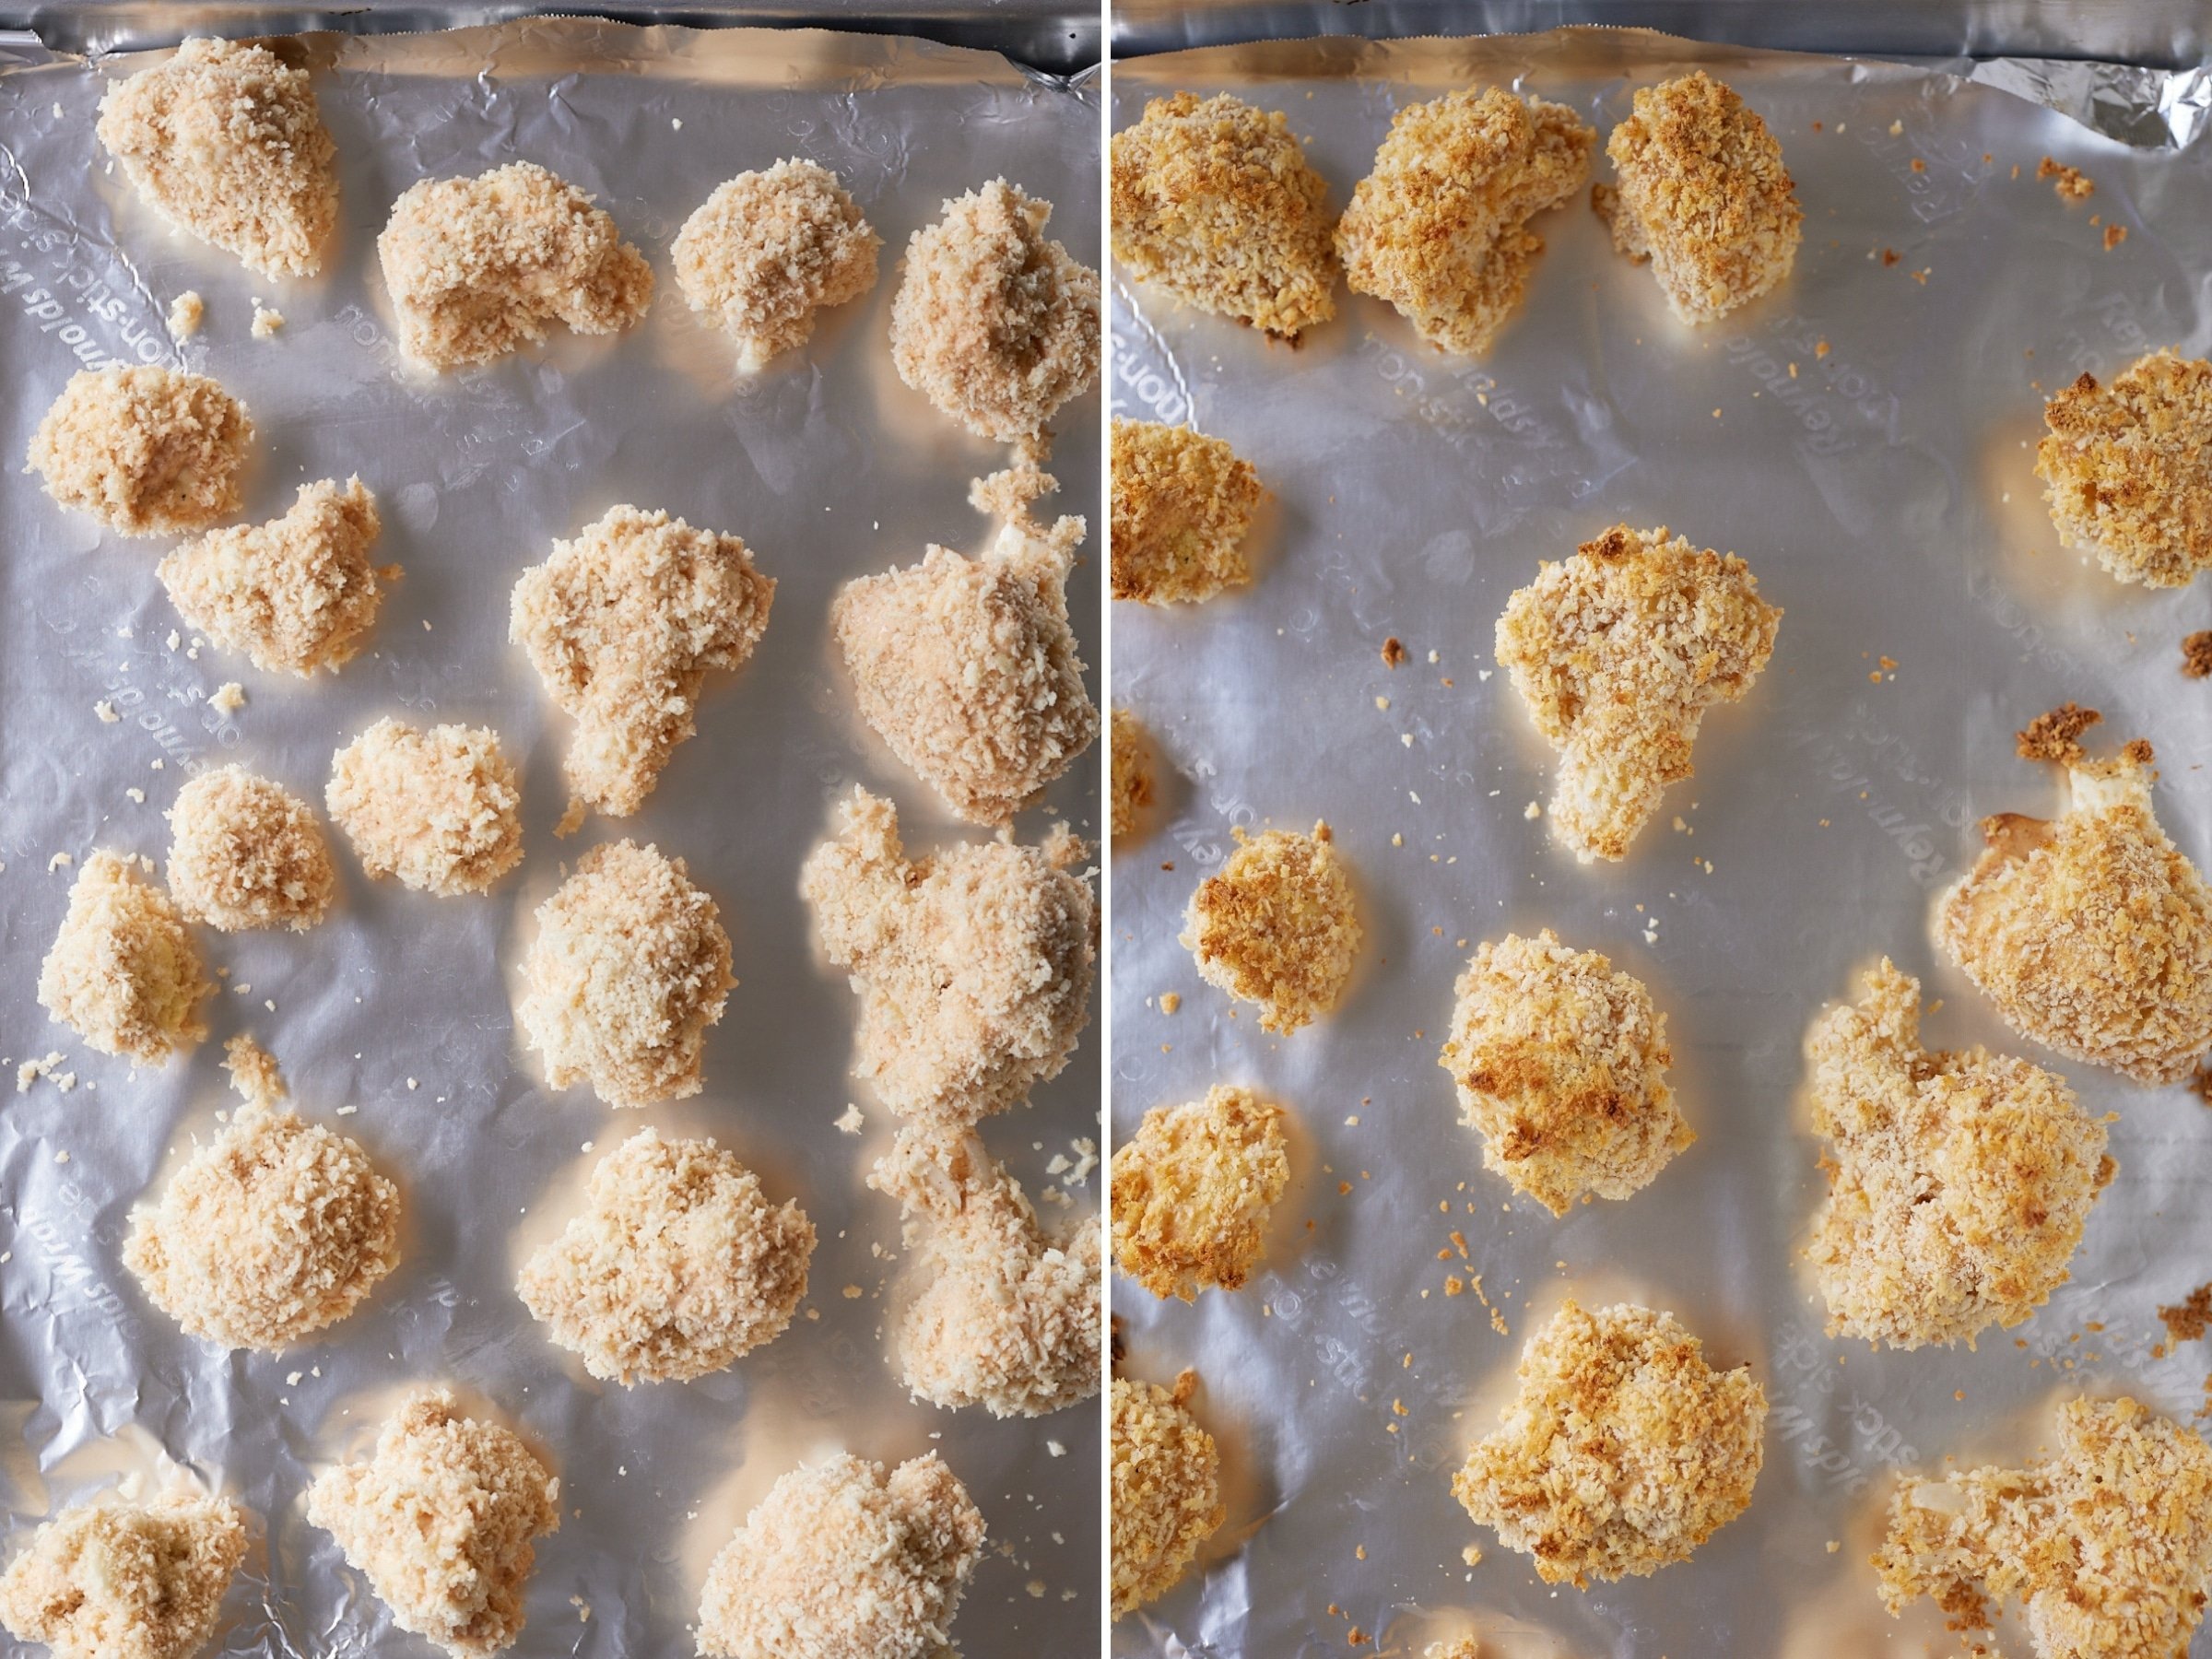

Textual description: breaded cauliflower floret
[29,367,252,537]
[1111,91,1339,338]
[1110,705,1159,844]
[1806,959,2112,1350]
[1438,930,1690,1215]
[38,851,212,1064]
[325,719,524,898]
[377,161,652,371]
[165,765,335,933]
[0,1493,247,1659]
[1111,1372,1224,1619]
[1182,821,1359,1034]
[1110,418,1263,605]
[1496,524,1781,862]
[1453,1299,1765,1585]
[159,477,385,676]
[2036,350,2212,588]
[1111,1083,1288,1300]
[1337,88,1594,356]
[1594,71,1801,324]
[673,160,880,371]
[697,1452,984,1659]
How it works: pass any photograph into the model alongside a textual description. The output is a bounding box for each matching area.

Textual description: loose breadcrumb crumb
[1110,418,1263,604]
[165,764,335,933]
[2038,155,2096,202]
[325,719,524,897]
[2185,631,2212,680]
[0,1493,247,1659]
[673,160,879,370]
[1182,821,1360,1034]
[37,850,212,1063]
[1111,1373,1224,1618]
[2035,351,2212,588]
[159,477,385,676]
[1110,705,1159,844]
[166,291,203,342]
[1111,1082,1289,1300]
[249,302,283,339]
[28,366,253,536]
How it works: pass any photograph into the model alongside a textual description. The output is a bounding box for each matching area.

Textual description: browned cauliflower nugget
[325,719,524,897]
[377,161,653,371]
[1496,524,1781,863]
[165,765,336,933]
[1110,705,1159,844]
[1594,71,1801,324]
[1110,418,1263,605]
[673,160,880,371]
[1112,1083,1288,1300]
[97,36,337,280]
[1111,91,1339,338]
[1875,1396,2212,1657]
[517,1127,813,1385]
[1337,88,1594,356]
[510,504,773,822]
[2036,350,2212,588]
[38,851,213,1063]
[0,1493,247,1659]
[801,787,1093,1124]
[1453,1300,1765,1584]
[305,1390,559,1659]
[29,367,252,537]
[1438,930,1690,1215]
[1182,821,1359,1033]
[1111,1372,1225,1618]
[696,1452,984,1659]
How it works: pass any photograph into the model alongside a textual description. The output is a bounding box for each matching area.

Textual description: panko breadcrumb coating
[518,840,734,1109]
[158,477,385,676]
[888,179,1100,443]
[165,765,335,933]
[1594,71,1801,324]
[1874,1395,2212,1657]
[1110,418,1263,605]
[1337,88,1594,357]
[97,36,337,280]
[1807,960,2112,1350]
[28,366,252,536]
[510,504,774,821]
[305,1389,559,1659]
[1438,930,1690,1216]
[377,161,653,371]
[2035,350,2212,588]
[697,1452,984,1659]
[325,719,524,897]
[1112,1083,1288,1300]
[37,851,212,1064]
[1110,1373,1224,1619]
[1496,524,1781,863]
[1182,821,1359,1034]
[868,1124,1101,1417]
[0,1494,247,1659]
[516,1127,813,1385]
[1111,91,1339,338]
[1454,1300,1765,1585]
[1937,738,2212,1084]
[673,160,880,371]
[801,787,1093,1124]
[1110,705,1159,843]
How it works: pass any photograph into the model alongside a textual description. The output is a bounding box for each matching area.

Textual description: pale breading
[1111,1082,1288,1300]
[165,765,336,933]
[325,719,524,897]
[672,159,880,370]
[0,1494,246,1659]
[1181,820,1359,1034]
[1110,418,1263,605]
[28,366,252,537]
[1110,1373,1224,1618]
[2036,350,2212,588]
[1110,705,1159,844]
[37,850,213,1064]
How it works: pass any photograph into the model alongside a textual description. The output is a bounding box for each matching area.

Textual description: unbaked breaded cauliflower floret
[1111,1372,1225,1619]
[1110,418,1263,605]
[1111,91,1339,338]
[1496,524,1781,863]
[510,504,774,823]
[1182,820,1359,1034]
[377,161,653,371]
[1438,930,1690,1216]
[1807,959,2112,1350]
[1337,88,1594,356]
[165,765,335,933]
[38,851,212,1064]
[0,1493,247,1659]
[673,160,880,371]
[325,719,524,898]
[1594,71,1801,324]
[1110,705,1159,844]
[1112,1083,1288,1300]
[868,1124,1100,1418]
[516,1127,813,1385]
[96,36,336,280]
[2036,350,2212,588]
[696,1452,984,1659]
[28,366,252,537]
[1453,1299,1765,1585]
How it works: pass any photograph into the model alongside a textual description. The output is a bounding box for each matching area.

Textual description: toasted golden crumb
[97,37,336,280]
[377,161,652,371]
[1594,72,1801,324]
[1111,1374,1224,1618]
[1111,1083,1288,1300]
[1337,88,1594,356]
[2038,154,2096,201]
[673,160,879,370]
[517,1127,812,1385]
[1424,1642,1483,1659]
[1453,1300,1764,1584]
[165,291,203,342]
[164,764,335,933]
[1496,524,1781,862]
[1182,821,1359,1034]
[510,504,773,820]
[2162,1285,2212,1346]
[2035,351,2212,588]
[306,1390,559,1659]
[2184,632,2212,679]
[1937,744,2212,1084]
[1875,1396,2212,1656]
[801,787,1093,1124]
[2017,700,2103,764]
[1438,930,1689,1215]
[888,179,1099,443]
[324,719,522,897]
[28,367,252,537]
[1110,418,1263,604]
[1110,705,1159,844]
[37,851,211,1063]
[159,477,385,676]
[0,1494,247,1659]
[1111,91,1338,337]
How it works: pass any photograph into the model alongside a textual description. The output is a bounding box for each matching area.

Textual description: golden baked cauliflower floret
[28,366,252,537]
[37,851,213,1064]
[0,1493,247,1659]
[1112,1083,1289,1300]
[1111,1373,1225,1619]
[1110,705,1159,844]
[2036,350,2212,588]
[673,159,880,371]
[1110,418,1263,605]
[1182,820,1360,1033]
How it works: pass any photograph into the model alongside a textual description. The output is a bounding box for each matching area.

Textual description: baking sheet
[0,18,1100,1655]
[1108,29,2212,1658]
